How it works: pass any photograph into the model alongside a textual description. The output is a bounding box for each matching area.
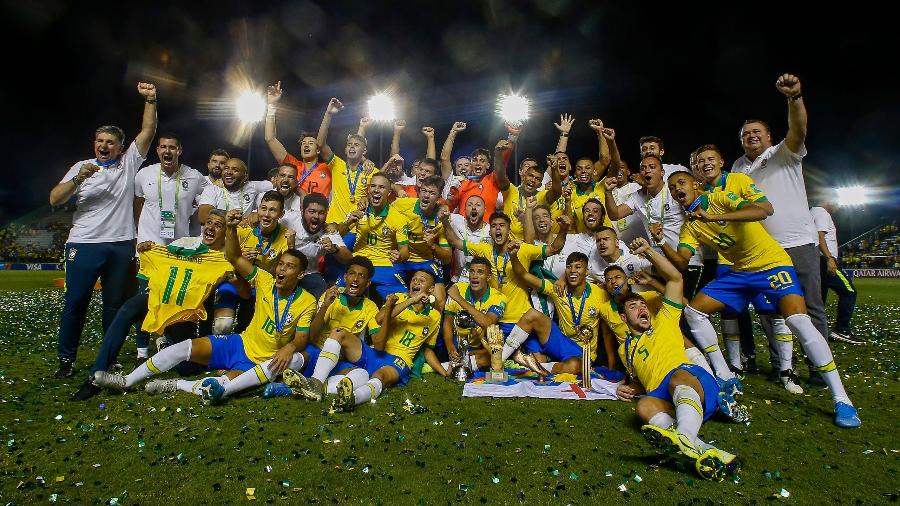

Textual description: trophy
[483,324,508,383]
[574,325,594,389]
[448,311,478,382]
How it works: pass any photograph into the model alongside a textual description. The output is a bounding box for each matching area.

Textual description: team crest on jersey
[664,203,670,212]
[588,307,597,317]
[353,319,364,330]
[182,180,189,190]
[244,194,251,202]
[422,326,430,336]
[67,247,77,261]
[382,226,390,236]
[284,313,294,325]
[627,264,634,271]
[267,250,278,259]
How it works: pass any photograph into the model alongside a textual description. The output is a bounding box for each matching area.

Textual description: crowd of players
[52,74,861,481]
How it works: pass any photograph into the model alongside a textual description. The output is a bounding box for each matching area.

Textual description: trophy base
[485,370,509,383]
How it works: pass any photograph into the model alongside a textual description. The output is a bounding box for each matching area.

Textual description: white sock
[223,353,305,398]
[346,368,370,389]
[785,314,851,405]
[770,317,794,372]
[648,411,675,430]
[673,384,704,446]
[326,375,343,394]
[212,316,234,335]
[136,347,149,359]
[353,378,383,406]
[721,319,743,369]
[501,325,530,360]
[177,375,230,395]
[313,339,341,382]
[685,347,714,376]
[124,339,191,387]
[684,306,735,381]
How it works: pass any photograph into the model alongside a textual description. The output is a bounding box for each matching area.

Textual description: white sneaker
[779,370,804,395]
[92,371,127,392]
[145,379,178,394]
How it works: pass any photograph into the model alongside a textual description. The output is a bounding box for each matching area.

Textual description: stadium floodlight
[496,93,530,126]
[367,93,396,122]
[836,185,870,207]
[236,90,266,123]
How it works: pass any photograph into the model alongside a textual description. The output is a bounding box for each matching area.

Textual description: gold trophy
[483,324,508,383]
[449,311,479,382]
[575,325,594,389]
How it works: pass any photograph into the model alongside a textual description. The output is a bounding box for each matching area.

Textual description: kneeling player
[615,239,739,480]
[442,257,508,369]
[93,209,317,404]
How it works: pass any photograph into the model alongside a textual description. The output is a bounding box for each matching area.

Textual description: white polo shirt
[810,207,839,258]
[255,190,302,213]
[61,141,145,244]
[449,213,490,283]
[595,246,653,292]
[623,186,702,266]
[611,182,648,246]
[732,140,815,248]
[198,180,272,215]
[280,212,325,274]
[135,164,207,245]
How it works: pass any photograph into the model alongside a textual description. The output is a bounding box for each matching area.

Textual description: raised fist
[629,237,651,255]
[588,119,604,132]
[393,119,407,130]
[358,116,372,128]
[775,73,802,98]
[451,121,467,133]
[557,214,572,229]
[601,127,616,141]
[495,139,513,153]
[603,176,618,191]
[226,209,243,227]
[326,98,344,115]
[137,82,157,101]
[421,126,434,137]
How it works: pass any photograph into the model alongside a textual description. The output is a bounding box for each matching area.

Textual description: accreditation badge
[160,210,176,239]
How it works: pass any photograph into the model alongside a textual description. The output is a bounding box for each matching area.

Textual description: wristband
[145,98,157,104]
[267,104,276,115]
[560,132,569,137]
[788,93,802,102]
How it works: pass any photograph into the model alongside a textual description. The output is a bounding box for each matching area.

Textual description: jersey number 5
[162,266,193,305]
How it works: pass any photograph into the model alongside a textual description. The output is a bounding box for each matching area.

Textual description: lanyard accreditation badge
[159,167,181,239]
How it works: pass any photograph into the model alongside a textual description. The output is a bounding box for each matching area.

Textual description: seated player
[442,257,508,370]
[286,270,448,410]
[212,190,292,334]
[92,209,317,404]
[265,256,380,398]
[613,236,740,481]
[667,170,860,428]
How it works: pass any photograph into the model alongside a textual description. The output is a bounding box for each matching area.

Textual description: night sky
[3,1,897,239]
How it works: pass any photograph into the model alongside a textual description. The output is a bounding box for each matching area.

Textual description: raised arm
[508,244,543,291]
[775,73,807,154]
[648,223,686,272]
[309,286,339,340]
[134,82,158,157]
[544,155,563,204]
[422,126,436,160]
[546,215,571,256]
[554,114,575,153]
[588,119,610,181]
[390,119,405,158]
[264,81,288,163]
[372,294,397,350]
[603,176,634,220]
[224,209,255,279]
[602,127,621,179]
[439,208,464,250]
[440,122,466,180]
[629,237,683,302]
[317,98,343,161]
[493,139,513,191]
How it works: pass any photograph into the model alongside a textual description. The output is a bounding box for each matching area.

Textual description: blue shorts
[399,261,444,285]
[207,333,256,372]
[513,321,583,363]
[339,265,407,300]
[705,265,803,315]
[301,343,355,377]
[213,281,254,310]
[351,341,411,386]
[647,364,719,421]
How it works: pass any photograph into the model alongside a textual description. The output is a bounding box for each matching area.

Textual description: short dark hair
[604,265,627,278]
[414,268,438,284]
[695,144,723,159]
[488,211,511,224]
[208,209,226,220]
[347,255,375,278]
[303,192,329,210]
[582,197,605,214]
[298,131,317,142]
[639,136,664,149]
[469,256,492,271]
[260,190,285,208]
[419,175,445,193]
[617,292,646,314]
[667,169,696,181]
[566,252,589,266]
[470,148,491,161]
[595,225,617,236]
[741,119,771,135]
[95,125,125,144]
[279,248,309,272]
[209,148,230,160]
[533,203,551,215]
[157,132,181,147]
[418,158,439,173]
[640,153,664,166]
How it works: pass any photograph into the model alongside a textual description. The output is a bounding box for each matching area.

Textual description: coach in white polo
[48,82,158,378]
[196,157,271,222]
[731,73,829,338]
[134,133,207,245]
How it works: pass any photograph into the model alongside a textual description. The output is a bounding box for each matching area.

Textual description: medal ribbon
[347,163,364,198]
[566,284,589,327]
[273,285,299,333]
[686,195,703,214]
[95,158,117,167]
[493,249,509,287]
[254,223,279,256]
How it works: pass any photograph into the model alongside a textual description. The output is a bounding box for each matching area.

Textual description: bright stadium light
[836,185,870,207]
[367,93,396,122]
[236,90,266,123]
[497,93,530,125]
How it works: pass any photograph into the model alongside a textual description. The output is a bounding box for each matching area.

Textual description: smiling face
[408,270,436,297]
[740,122,772,157]
[94,132,123,163]
[695,149,724,184]
[298,136,319,162]
[367,174,390,208]
[564,258,587,288]
[465,196,486,227]
[489,217,510,246]
[667,172,701,208]
[273,252,303,291]
[582,201,605,232]
[621,297,652,332]
[532,207,552,236]
[454,157,471,177]
[343,264,372,298]
[202,213,227,249]
[574,159,594,185]
[273,165,298,197]
[302,201,326,234]
[156,137,182,172]
[207,154,228,179]
[221,159,247,191]
[257,198,285,233]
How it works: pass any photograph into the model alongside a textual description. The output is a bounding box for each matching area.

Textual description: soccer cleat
[69,377,102,401]
[834,401,861,428]
[831,331,865,345]
[641,424,701,461]
[92,371,127,392]
[155,336,171,352]
[717,375,744,397]
[717,391,751,423]
[262,382,297,398]
[145,379,178,394]
[54,358,75,379]
[511,349,550,378]
[135,356,148,367]
[335,377,356,412]
[695,446,740,481]
[283,369,324,402]
[198,378,225,405]
[778,370,804,395]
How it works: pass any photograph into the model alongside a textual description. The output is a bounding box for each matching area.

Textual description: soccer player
[667,170,861,427]
[550,119,611,233]
[288,269,447,410]
[49,82,158,378]
[811,202,862,344]
[197,158,272,224]
[594,226,652,281]
[450,139,511,220]
[264,81,331,199]
[92,209,317,404]
[502,155,561,241]
[442,257,508,369]
[605,129,647,245]
[448,194,490,283]
[613,238,739,481]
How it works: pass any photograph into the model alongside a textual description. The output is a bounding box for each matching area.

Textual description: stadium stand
[0,207,73,263]
[841,222,900,269]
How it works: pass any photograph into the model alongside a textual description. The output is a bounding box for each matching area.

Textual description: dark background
[2,1,897,240]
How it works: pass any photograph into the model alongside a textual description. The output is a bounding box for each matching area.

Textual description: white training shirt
[595,246,653,292]
[280,212,326,274]
[732,140,815,248]
[611,182,648,246]
[135,164,207,245]
[255,190,302,213]
[449,213,491,283]
[198,180,272,215]
[622,186,702,266]
[61,141,146,244]
[810,206,839,258]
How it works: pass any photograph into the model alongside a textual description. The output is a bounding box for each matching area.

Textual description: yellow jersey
[236,224,290,273]
[444,282,507,341]
[618,298,690,391]
[538,280,606,360]
[325,154,378,224]
[463,241,546,323]
[501,185,549,240]
[351,205,410,267]
[704,171,769,267]
[383,293,441,367]
[393,197,450,263]
[678,191,792,272]
[138,244,232,335]
[550,181,611,233]
[599,290,663,344]
[241,267,317,364]
[315,294,380,348]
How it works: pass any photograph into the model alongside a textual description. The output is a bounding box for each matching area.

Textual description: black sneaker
[831,331,865,345]
[54,358,75,378]
[745,357,759,375]
[135,356,148,367]
[69,377,102,401]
